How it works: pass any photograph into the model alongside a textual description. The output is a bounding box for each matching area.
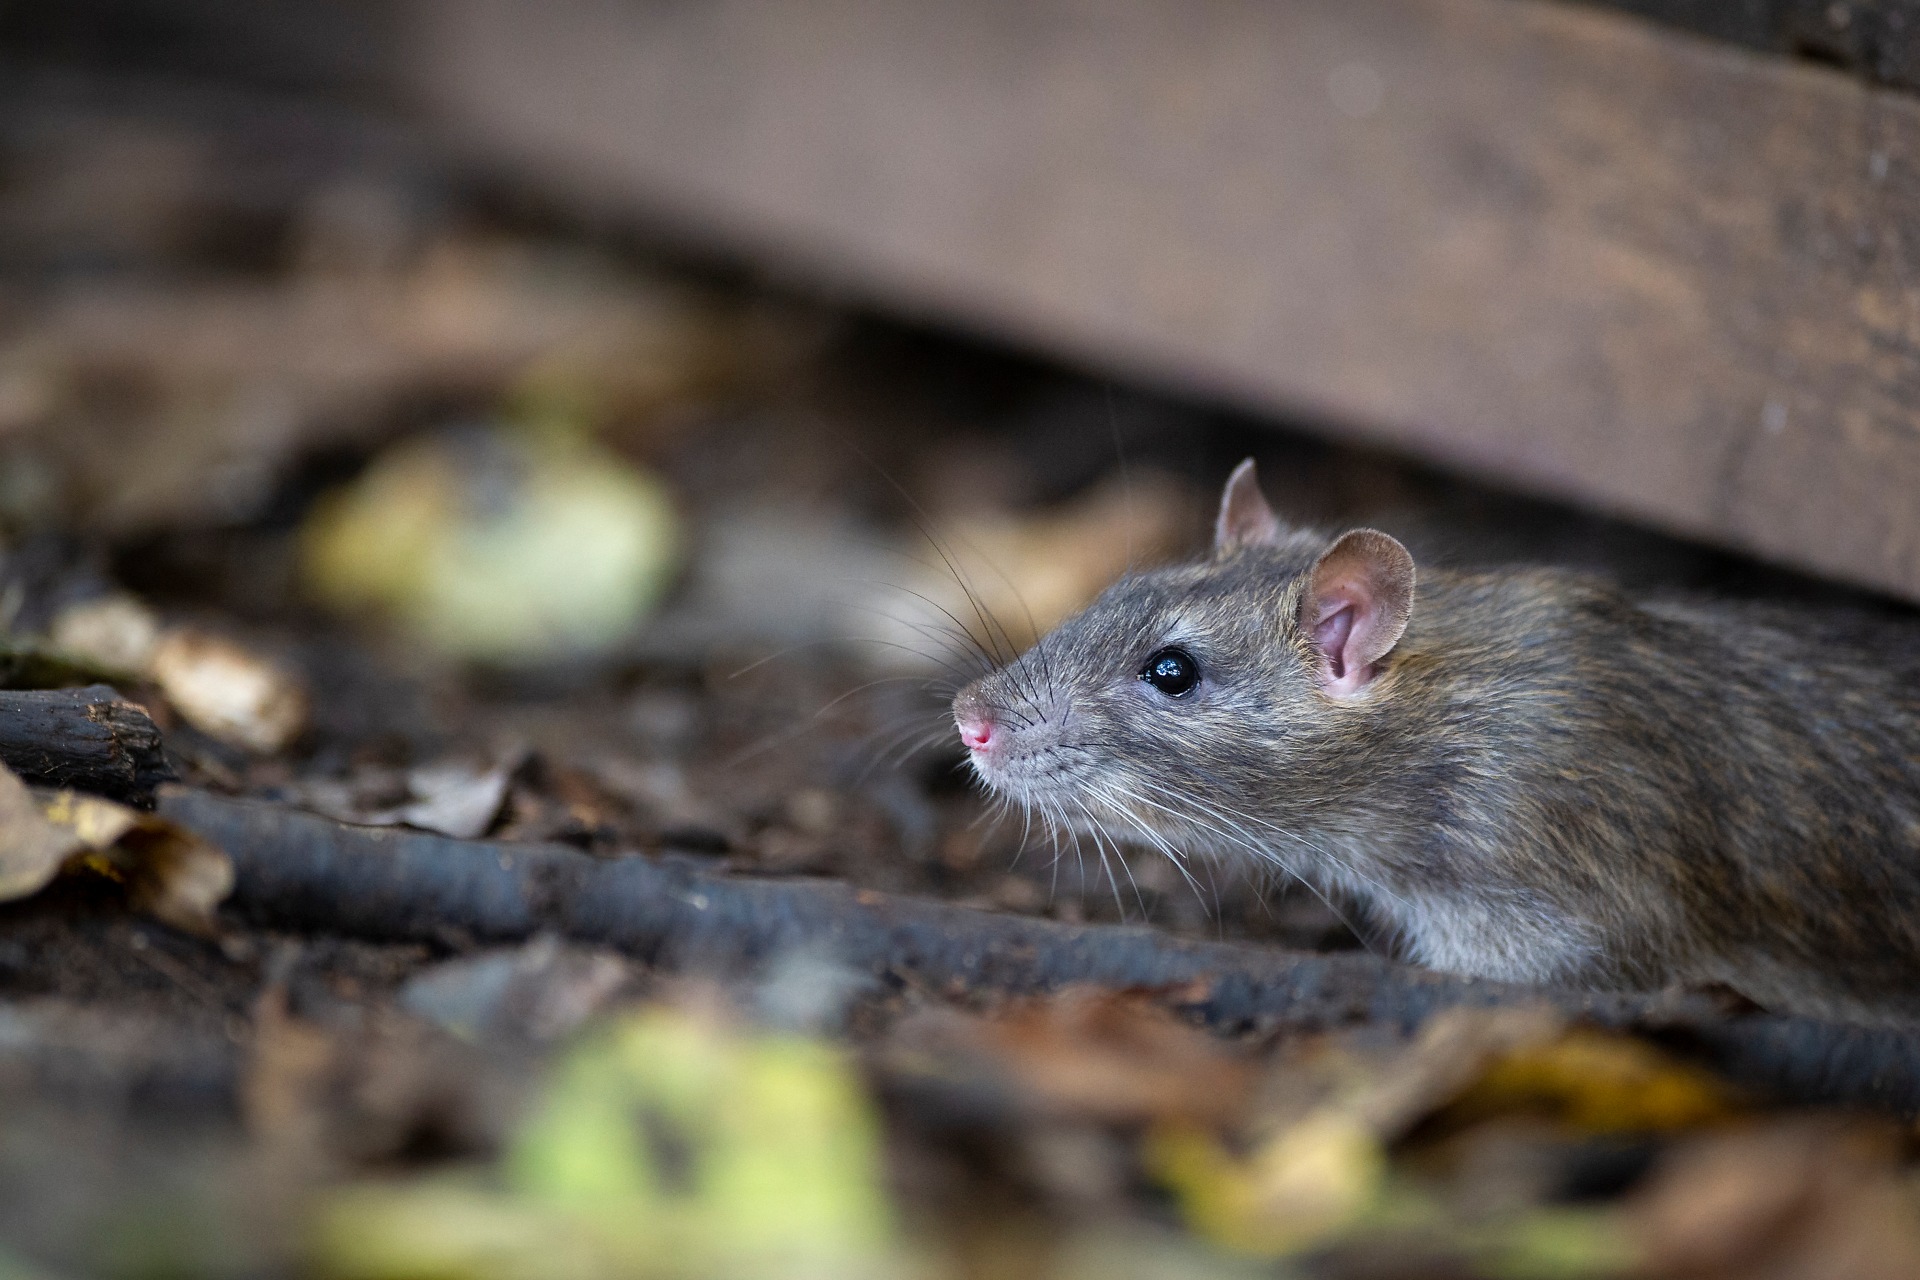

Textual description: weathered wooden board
[1557,0,1920,94]
[417,0,1920,601]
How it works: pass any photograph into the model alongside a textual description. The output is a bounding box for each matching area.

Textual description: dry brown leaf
[1628,1117,1920,1280]
[47,592,309,754]
[39,789,233,934]
[148,628,308,754]
[1244,1007,1730,1148]
[0,761,80,901]
[0,773,233,932]
[886,987,1256,1128]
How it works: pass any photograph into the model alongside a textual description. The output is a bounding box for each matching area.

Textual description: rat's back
[1364,563,1920,1022]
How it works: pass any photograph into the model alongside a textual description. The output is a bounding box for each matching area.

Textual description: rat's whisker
[1011,797,1036,869]
[722,673,946,770]
[1070,795,1139,921]
[842,589,1001,678]
[1095,784,1209,911]
[831,625,990,688]
[1125,780,1376,953]
[849,717,956,784]
[844,443,1029,685]
[1181,786,1410,916]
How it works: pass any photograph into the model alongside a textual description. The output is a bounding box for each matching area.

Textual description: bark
[0,685,173,804]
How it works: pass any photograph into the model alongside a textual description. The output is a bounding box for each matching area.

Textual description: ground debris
[158,786,1920,1117]
[290,751,525,841]
[398,935,634,1043]
[301,426,682,664]
[44,594,308,754]
[0,763,231,934]
[0,684,172,803]
[881,986,1258,1128]
[311,1001,906,1280]
[1625,1117,1920,1280]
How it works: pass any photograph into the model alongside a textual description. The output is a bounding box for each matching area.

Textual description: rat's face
[951,460,1414,866]
[952,553,1319,838]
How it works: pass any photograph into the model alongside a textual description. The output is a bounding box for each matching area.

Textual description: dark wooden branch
[0,685,173,803]
[160,786,1920,1116]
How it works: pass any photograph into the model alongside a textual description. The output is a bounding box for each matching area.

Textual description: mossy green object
[302,429,680,664]
[316,1008,900,1280]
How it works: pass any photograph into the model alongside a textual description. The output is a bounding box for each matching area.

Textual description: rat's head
[952,459,1415,854]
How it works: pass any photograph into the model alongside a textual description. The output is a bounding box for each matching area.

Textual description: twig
[0,685,173,803]
[158,786,1920,1115]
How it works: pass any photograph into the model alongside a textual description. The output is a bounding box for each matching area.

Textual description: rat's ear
[1214,458,1283,554]
[1301,529,1415,697]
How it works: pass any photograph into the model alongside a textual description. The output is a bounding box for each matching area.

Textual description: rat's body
[953,461,1920,1024]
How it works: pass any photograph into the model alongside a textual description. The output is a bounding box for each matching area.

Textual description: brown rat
[953,459,1920,1025]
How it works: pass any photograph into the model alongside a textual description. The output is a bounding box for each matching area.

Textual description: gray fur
[954,473,1920,1025]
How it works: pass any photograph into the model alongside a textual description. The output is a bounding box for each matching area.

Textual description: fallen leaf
[1450,1028,1731,1134]
[0,762,76,901]
[302,427,682,663]
[287,754,522,839]
[883,988,1257,1128]
[148,627,308,754]
[47,592,162,676]
[393,759,516,840]
[1148,1008,1729,1264]
[39,789,233,934]
[316,1004,908,1279]
[509,1007,894,1256]
[1147,1110,1385,1256]
[312,1180,605,1280]
[1340,1005,1574,1141]
[1627,1117,1920,1280]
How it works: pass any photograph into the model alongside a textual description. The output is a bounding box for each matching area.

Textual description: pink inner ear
[1303,528,1415,696]
[1314,605,1356,679]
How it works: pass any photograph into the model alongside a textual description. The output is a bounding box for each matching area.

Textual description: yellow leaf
[1455,1030,1731,1133]
[1147,1111,1384,1257]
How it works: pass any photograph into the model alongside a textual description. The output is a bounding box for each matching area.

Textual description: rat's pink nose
[958,714,995,753]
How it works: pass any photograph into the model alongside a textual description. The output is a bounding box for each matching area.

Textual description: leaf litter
[0,762,232,934]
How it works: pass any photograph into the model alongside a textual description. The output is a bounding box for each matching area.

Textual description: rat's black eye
[1140,647,1200,697]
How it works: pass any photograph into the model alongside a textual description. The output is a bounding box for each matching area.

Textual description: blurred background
[3,2,1920,1277]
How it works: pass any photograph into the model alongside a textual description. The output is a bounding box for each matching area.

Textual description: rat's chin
[965,748,1043,801]
[965,748,1012,791]
[966,751,1082,812]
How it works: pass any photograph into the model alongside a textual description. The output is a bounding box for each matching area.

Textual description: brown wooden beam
[419,0,1920,602]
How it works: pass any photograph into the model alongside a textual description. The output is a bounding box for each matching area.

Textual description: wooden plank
[417,0,1920,602]
[1556,0,1920,95]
